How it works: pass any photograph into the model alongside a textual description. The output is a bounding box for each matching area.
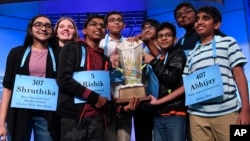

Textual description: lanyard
[143,43,146,48]
[188,37,216,71]
[104,34,124,56]
[181,37,185,46]
[20,46,56,71]
[80,46,91,70]
[156,52,168,65]
[80,46,86,68]
[163,52,169,65]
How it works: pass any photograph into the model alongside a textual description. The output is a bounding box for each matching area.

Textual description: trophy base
[115,84,150,103]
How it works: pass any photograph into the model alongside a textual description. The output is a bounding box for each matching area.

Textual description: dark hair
[83,14,104,29]
[196,6,222,23]
[215,29,226,37]
[23,15,56,48]
[197,6,225,37]
[174,2,196,19]
[156,22,177,37]
[141,19,160,29]
[104,11,124,25]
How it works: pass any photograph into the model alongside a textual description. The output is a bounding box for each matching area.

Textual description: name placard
[73,70,111,103]
[183,65,224,105]
[11,75,58,111]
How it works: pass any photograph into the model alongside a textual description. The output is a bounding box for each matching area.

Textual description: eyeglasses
[33,22,52,30]
[88,21,105,29]
[108,18,123,23]
[157,33,173,39]
[142,26,155,31]
[176,8,194,19]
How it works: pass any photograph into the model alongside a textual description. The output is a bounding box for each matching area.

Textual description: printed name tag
[73,70,111,104]
[183,65,224,105]
[11,75,59,111]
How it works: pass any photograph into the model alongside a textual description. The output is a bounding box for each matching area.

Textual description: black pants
[134,107,154,141]
[61,115,104,141]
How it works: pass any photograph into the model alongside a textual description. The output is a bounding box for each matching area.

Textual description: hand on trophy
[110,49,120,68]
[123,97,140,111]
[133,33,148,42]
[95,95,107,108]
[143,53,154,64]
[126,35,141,43]
[148,95,159,105]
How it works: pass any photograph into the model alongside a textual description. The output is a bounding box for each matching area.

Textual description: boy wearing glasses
[174,3,197,141]
[174,2,199,55]
[136,19,160,57]
[144,22,187,141]
[174,2,225,55]
[133,18,160,141]
[100,11,140,141]
[56,14,110,141]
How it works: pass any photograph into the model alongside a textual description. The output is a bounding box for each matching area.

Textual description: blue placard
[73,70,111,103]
[183,65,224,105]
[10,75,59,111]
[147,65,159,98]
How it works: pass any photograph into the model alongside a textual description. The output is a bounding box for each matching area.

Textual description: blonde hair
[54,16,79,42]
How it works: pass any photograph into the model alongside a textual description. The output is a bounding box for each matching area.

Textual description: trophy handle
[140,64,147,70]
[116,67,124,74]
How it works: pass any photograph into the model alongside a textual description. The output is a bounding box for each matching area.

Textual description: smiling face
[175,6,196,28]
[83,17,105,41]
[106,14,125,34]
[142,23,157,40]
[194,11,220,41]
[31,16,53,43]
[56,19,77,44]
[157,28,176,50]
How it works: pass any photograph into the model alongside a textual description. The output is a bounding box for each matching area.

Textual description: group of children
[0,2,249,141]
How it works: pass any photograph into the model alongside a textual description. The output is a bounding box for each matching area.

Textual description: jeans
[153,115,186,141]
[32,117,53,141]
[7,116,53,141]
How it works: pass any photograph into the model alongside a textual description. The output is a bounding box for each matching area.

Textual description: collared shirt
[99,34,126,57]
[183,35,247,117]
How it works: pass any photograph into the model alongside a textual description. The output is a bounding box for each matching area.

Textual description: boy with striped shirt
[155,6,250,141]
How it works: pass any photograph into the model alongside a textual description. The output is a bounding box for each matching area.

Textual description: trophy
[114,40,149,103]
